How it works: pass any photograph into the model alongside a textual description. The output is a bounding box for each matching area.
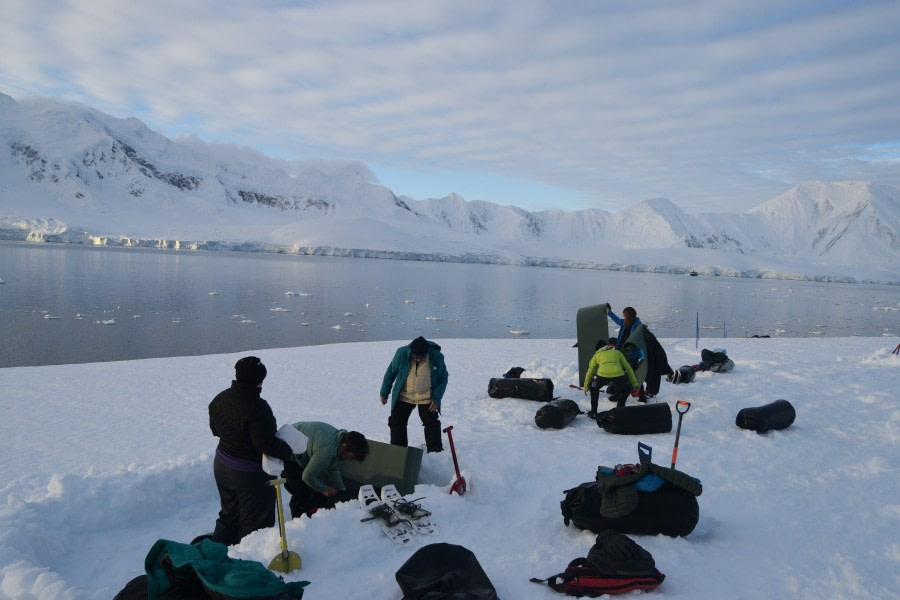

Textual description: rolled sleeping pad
[735,399,796,433]
[535,399,583,429]
[488,377,554,402]
[597,403,673,435]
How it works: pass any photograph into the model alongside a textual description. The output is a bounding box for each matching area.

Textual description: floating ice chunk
[74,314,85,320]
[208,292,219,296]
[270,307,291,312]
[425,316,444,321]
[240,319,256,324]
[43,314,61,319]
[300,322,310,326]
[508,329,530,336]
[404,299,414,304]
[344,312,353,316]
[96,319,116,325]
[331,324,342,330]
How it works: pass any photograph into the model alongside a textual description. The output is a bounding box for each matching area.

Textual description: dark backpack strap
[529,558,589,593]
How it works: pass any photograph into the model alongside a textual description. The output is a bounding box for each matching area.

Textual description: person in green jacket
[380,336,448,452]
[283,421,369,518]
[583,338,639,416]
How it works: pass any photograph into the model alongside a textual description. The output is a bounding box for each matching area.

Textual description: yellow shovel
[267,477,302,572]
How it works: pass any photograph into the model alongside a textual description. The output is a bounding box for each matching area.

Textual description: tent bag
[395,542,499,600]
[561,481,699,537]
[736,399,796,433]
[488,377,554,402]
[597,403,672,435]
[535,399,582,429]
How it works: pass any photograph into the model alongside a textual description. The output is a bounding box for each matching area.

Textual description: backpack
[530,531,664,596]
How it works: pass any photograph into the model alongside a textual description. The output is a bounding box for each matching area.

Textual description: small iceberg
[96,319,116,325]
[331,324,342,330]
[43,314,61,320]
[269,307,291,312]
[508,329,530,336]
[208,292,219,296]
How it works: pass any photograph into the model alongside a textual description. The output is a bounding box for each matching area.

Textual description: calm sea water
[1,243,897,368]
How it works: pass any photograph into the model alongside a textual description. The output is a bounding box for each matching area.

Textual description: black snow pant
[282,458,337,519]
[590,374,633,410]
[389,400,443,452]
[211,455,276,546]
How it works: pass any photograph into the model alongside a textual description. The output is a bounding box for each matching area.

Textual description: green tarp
[340,438,423,496]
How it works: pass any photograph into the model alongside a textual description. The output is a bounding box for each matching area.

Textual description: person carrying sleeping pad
[583,338,639,416]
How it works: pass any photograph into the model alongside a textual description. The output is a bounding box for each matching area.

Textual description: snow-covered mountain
[1,92,898,283]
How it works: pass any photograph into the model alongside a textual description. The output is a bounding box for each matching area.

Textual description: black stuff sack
[535,399,583,429]
[597,403,672,435]
[488,377,554,402]
[395,542,499,600]
[736,399,796,434]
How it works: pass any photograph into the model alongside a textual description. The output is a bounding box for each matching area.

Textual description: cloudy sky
[2,0,899,213]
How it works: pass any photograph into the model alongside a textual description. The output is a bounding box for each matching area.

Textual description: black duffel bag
[561,481,699,538]
[597,403,672,435]
[488,377,554,402]
[535,399,583,429]
[736,399,796,433]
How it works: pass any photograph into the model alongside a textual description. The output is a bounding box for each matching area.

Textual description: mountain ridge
[1,92,898,284]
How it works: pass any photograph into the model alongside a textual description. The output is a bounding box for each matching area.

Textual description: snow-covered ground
[2,337,899,599]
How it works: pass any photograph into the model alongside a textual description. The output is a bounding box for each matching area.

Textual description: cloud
[2,0,899,212]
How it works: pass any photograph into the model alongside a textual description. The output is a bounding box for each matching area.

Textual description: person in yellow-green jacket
[583,338,639,416]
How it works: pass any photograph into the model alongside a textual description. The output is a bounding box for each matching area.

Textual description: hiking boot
[586,410,598,420]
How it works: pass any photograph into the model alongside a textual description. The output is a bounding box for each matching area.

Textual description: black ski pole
[670,400,691,469]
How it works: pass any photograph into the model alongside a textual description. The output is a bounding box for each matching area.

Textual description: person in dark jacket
[380,336,448,452]
[208,356,294,545]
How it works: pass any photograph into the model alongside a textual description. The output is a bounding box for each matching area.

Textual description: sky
[2,0,900,213]
[1,337,899,599]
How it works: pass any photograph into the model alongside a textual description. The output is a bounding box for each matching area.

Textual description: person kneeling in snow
[583,339,639,415]
[283,421,369,518]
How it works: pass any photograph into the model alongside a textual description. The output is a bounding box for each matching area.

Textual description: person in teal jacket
[283,421,369,518]
[380,336,448,452]
[583,338,639,415]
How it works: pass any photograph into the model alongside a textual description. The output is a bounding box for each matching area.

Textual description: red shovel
[443,425,467,496]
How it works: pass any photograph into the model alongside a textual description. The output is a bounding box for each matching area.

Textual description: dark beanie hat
[235,356,267,386]
[409,336,429,357]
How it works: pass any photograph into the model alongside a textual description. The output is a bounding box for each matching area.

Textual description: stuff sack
[701,348,734,372]
[597,403,672,435]
[535,399,583,429]
[530,557,665,597]
[736,399,796,433]
[395,542,499,600]
[488,377,554,402]
[561,481,699,537]
[669,365,696,384]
